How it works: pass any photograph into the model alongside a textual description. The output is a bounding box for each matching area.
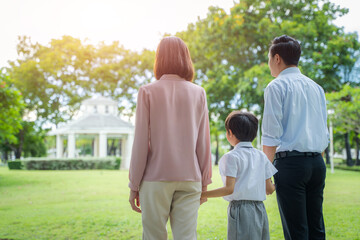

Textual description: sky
[0,0,359,68]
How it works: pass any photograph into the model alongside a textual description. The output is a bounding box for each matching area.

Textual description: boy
[201,111,277,240]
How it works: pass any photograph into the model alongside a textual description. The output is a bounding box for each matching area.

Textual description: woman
[128,36,212,240]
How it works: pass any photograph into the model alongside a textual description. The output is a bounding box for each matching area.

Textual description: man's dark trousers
[274,154,326,240]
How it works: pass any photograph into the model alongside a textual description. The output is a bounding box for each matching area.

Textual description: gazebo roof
[48,114,134,135]
[82,96,118,106]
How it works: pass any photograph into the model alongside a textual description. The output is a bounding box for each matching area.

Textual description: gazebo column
[99,132,107,158]
[123,132,134,169]
[68,133,76,158]
[56,134,63,158]
[94,136,99,157]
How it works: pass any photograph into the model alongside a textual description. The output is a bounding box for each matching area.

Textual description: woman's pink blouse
[128,74,212,191]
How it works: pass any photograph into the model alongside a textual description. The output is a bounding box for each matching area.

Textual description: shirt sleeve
[262,82,284,147]
[264,156,278,179]
[128,87,150,191]
[220,153,238,178]
[320,87,330,144]
[196,89,212,187]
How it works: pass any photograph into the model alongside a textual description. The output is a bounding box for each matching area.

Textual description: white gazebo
[48,96,134,169]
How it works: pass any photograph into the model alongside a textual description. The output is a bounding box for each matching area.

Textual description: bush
[21,157,122,170]
[8,160,22,170]
[114,157,121,169]
[334,165,360,172]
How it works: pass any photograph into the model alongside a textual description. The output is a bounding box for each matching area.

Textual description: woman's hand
[129,190,142,213]
[200,185,208,205]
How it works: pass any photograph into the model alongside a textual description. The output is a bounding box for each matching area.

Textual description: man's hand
[129,190,141,213]
[263,145,277,163]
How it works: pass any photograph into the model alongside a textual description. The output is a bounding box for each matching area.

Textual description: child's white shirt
[219,141,278,202]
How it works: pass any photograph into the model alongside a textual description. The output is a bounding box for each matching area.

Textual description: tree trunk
[14,129,25,159]
[355,132,360,166]
[325,147,330,164]
[344,132,354,166]
[3,150,8,163]
[215,133,219,165]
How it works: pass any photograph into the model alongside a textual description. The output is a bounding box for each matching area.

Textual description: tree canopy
[0,73,24,145]
[2,0,359,160]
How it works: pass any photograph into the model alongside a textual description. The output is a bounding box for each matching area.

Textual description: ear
[274,54,281,64]
[228,129,233,137]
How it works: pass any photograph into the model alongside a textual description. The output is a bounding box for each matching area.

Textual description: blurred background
[1,0,359,169]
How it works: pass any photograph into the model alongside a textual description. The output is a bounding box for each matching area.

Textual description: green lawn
[1,166,359,240]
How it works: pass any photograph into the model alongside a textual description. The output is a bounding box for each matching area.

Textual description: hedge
[333,165,360,172]
[16,157,121,170]
[8,161,23,170]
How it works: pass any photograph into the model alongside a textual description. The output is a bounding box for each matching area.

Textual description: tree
[326,85,360,166]
[177,0,359,157]
[0,73,24,162]
[5,36,154,158]
[88,42,154,117]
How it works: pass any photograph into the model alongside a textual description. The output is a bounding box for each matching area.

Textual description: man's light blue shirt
[261,67,329,153]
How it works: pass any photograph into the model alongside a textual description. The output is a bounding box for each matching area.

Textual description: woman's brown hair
[154,36,194,81]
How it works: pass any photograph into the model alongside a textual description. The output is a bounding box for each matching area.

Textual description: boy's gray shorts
[228,200,270,240]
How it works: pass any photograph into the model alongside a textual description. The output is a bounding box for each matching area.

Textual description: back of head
[270,35,301,66]
[154,36,194,81]
[225,111,258,142]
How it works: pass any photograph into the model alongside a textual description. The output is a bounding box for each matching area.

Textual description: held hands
[200,185,208,205]
[200,196,208,205]
[129,190,141,213]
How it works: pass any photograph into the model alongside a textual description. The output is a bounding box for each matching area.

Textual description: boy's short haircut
[225,111,258,142]
[270,35,301,66]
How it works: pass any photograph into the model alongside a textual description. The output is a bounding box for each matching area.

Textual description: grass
[1,166,359,240]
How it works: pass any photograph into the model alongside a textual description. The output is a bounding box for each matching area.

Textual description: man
[262,35,328,240]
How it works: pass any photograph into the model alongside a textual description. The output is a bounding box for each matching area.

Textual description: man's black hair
[270,35,301,66]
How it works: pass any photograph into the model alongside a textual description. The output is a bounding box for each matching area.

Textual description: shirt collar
[234,142,253,149]
[159,74,186,81]
[278,67,301,77]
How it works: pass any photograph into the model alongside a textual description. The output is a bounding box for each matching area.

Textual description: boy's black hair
[270,35,301,66]
[225,111,258,142]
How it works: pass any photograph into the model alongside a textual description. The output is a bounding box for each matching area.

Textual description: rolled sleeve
[262,82,283,147]
[196,89,212,187]
[128,87,150,191]
[320,88,330,143]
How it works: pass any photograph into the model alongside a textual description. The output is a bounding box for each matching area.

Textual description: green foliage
[4,36,154,159]
[177,0,360,134]
[21,121,48,158]
[326,85,360,134]
[21,157,121,170]
[7,161,23,170]
[0,73,24,144]
[114,157,121,170]
[331,164,360,172]
[6,36,154,126]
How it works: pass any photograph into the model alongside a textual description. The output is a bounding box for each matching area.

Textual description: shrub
[334,165,360,172]
[8,160,22,170]
[21,157,122,170]
[114,157,121,169]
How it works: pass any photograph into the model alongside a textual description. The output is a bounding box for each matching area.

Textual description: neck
[280,65,297,72]
[275,65,297,77]
[232,139,240,146]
